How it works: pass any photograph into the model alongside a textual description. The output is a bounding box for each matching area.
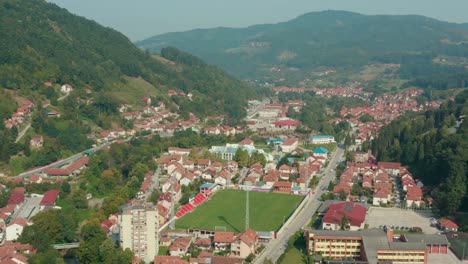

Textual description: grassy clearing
[108,76,162,104]
[176,189,303,232]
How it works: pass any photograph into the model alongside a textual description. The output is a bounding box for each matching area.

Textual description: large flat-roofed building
[119,202,159,263]
[304,229,441,264]
[310,135,335,144]
[305,230,363,259]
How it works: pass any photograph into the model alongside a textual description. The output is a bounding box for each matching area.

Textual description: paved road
[254,145,345,264]
[15,122,31,143]
[17,141,111,179]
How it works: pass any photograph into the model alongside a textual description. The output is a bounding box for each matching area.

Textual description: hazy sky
[48,0,468,41]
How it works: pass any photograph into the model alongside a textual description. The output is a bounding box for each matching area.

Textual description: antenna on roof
[245,182,251,231]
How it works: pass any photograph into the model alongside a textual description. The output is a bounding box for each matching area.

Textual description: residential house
[30,135,43,149]
[214,231,235,252]
[280,138,299,153]
[169,237,193,257]
[60,84,73,93]
[438,218,458,232]
[231,229,258,258]
[194,238,212,251]
[154,256,189,264]
[6,219,33,241]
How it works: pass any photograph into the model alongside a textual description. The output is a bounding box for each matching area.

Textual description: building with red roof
[7,193,25,208]
[231,228,258,258]
[438,218,458,232]
[280,138,299,153]
[214,231,235,252]
[273,181,292,194]
[377,162,401,175]
[322,202,366,231]
[39,189,60,208]
[272,119,300,130]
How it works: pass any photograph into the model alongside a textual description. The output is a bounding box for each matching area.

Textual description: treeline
[370,90,468,218]
[160,47,256,124]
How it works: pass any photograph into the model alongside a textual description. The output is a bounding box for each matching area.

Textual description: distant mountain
[138,10,468,79]
[0,0,255,120]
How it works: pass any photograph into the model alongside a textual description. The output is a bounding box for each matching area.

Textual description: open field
[365,207,439,234]
[176,189,304,232]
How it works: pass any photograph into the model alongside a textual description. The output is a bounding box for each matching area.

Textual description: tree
[61,182,71,196]
[78,223,107,264]
[339,191,347,201]
[234,149,249,168]
[340,214,350,230]
[70,189,88,209]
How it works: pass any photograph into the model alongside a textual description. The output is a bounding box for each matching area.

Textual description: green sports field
[176,189,304,232]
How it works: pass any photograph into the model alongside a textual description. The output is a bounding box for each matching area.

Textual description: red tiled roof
[439,218,458,229]
[214,231,235,243]
[12,187,25,194]
[377,162,401,170]
[323,202,366,227]
[7,193,25,205]
[238,228,258,247]
[273,181,292,188]
[40,189,60,206]
[239,138,254,145]
[154,256,189,264]
[282,138,298,146]
[272,120,300,127]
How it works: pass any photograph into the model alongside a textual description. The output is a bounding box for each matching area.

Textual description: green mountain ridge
[138,10,468,79]
[0,0,255,120]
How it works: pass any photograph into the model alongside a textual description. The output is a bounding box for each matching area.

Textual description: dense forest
[370,90,468,223]
[138,10,468,79]
[0,0,256,121]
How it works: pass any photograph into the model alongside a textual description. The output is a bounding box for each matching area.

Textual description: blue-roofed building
[313,147,329,158]
[310,135,335,144]
[266,138,284,145]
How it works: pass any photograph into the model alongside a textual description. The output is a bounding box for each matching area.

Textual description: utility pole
[169,173,176,229]
[245,183,251,231]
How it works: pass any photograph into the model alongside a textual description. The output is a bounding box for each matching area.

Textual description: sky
[48,0,468,41]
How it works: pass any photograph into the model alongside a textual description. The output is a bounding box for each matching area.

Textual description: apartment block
[119,202,159,263]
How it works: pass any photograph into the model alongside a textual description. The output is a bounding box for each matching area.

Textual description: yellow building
[304,229,429,264]
[305,230,362,259]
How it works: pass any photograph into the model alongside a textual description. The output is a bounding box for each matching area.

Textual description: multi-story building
[304,229,447,264]
[119,202,159,263]
[305,230,363,259]
[310,135,336,144]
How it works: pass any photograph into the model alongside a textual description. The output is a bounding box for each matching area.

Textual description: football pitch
[175,189,304,232]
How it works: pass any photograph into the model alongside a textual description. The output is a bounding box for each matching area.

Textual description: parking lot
[12,196,42,220]
[365,207,439,234]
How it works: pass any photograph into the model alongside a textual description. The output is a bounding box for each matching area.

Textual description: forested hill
[138,10,468,80]
[0,0,255,119]
[371,90,468,220]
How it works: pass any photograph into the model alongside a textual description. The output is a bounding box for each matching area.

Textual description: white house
[6,219,32,241]
[280,138,299,153]
[60,84,73,93]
